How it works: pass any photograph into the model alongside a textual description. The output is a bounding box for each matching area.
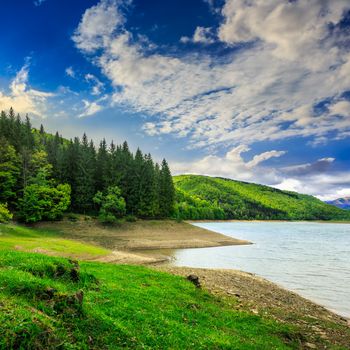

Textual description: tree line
[0,108,175,223]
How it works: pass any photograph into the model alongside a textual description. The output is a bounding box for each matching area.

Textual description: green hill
[173,175,350,221]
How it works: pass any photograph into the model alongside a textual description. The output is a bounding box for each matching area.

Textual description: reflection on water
[171,222,350,318]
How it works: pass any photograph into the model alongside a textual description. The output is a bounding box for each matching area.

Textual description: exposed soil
[35,218,249,264]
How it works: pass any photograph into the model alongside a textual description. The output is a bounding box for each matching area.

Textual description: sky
[0,0,350,200]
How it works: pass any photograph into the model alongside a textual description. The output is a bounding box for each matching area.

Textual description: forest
[174,175,350,221]
[0,108,175,223]
[2,108,350,225]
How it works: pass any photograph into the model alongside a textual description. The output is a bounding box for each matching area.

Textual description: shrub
[125,215,137,222]
[18,184,71,223]
[67,213,79,222]
[93,186,126,224]
[0,203,12,223]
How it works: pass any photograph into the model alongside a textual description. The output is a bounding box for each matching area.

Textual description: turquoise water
[172,222,350,318]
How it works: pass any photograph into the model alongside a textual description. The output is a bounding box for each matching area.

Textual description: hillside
[173,175,350,221]
[326,197,350,210]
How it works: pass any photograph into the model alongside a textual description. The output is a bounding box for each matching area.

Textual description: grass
[0,249,302,350]
[0,223,109,259]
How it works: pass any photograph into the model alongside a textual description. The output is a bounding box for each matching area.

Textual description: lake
[171,221,350,318]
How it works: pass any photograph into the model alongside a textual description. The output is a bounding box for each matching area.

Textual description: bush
[125,215,137,222]
[0,203,12,223]
[67,213,79,222]
[18,184,71,223]
[93,186,126,224]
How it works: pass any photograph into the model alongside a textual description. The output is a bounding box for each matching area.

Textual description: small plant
[0,203,12,223]
[125,215,137,222]
[67,213,79,222]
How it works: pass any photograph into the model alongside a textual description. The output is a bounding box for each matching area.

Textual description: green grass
[0,249,301,350]
[0,224,109,259]
[174,175,350,221]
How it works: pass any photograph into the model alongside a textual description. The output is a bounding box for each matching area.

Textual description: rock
[44,287,57,299]
[69,259,80,282]
[305,342,317,349]
[74,290,84,305]
[187,274,201,288]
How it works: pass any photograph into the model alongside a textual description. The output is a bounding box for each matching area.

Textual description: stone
[75,290,84,305]
[187,274,201,288]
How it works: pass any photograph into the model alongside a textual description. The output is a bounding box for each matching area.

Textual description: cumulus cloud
[72,0,129,53]
[171,150,349,200]
[181,26,216,44]
[0,65,53,116]
[218,0,349,64]
[78,99,104,118]
[273,158,350,200]
[72,0,350,150]
[171,145,285,183]
[276,172,350,201]
[328,100,350,116]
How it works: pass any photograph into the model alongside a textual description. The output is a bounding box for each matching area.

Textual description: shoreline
[35,218,251,265]
[21,218,350,347]
[34,218,349,320]
[153,265,350,348]
[187,219,350,224]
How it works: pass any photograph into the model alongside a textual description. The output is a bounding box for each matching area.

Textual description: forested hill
[173,175,350,221]
[0,108,174,223]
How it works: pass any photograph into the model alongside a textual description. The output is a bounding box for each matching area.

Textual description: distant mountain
[325,197,350,210]
[173,175,350,221]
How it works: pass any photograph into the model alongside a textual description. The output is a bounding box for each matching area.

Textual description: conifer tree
[73,133,96,213]
[95,138,109,192]
[138,153,158,218]
[0,138,20,205]
[159,159,175,217]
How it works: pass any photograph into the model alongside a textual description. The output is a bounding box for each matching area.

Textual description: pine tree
[138,153,158,218]
[0,138,20,205]
[127,148,143,215]
[73,133,96,213]
[95,139,109,193]
[159,159,175,217]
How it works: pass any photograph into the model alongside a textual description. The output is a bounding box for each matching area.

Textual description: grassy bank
[0,223,109,259]
[0,249,300,349]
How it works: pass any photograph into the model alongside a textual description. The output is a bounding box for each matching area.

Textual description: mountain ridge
[325,197,350,210]
[173,174,350,221]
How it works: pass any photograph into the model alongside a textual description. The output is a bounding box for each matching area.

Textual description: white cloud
[78,99,103,118]
[34,0,47,6]
[329,100,350,116]
[218,0,349,65]
[85,73,104,95]
[72,0,350,151]
[276,172,350,201]
[0,65,53,116]
[65,66,75,78]
[171,151,350,200]
[181,26,216,44]
[72,0,128,53]
[171,145,285,183]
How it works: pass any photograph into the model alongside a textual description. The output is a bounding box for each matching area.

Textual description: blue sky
[1,0,350,199]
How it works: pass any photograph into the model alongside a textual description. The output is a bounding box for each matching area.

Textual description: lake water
[172,222,350,318]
